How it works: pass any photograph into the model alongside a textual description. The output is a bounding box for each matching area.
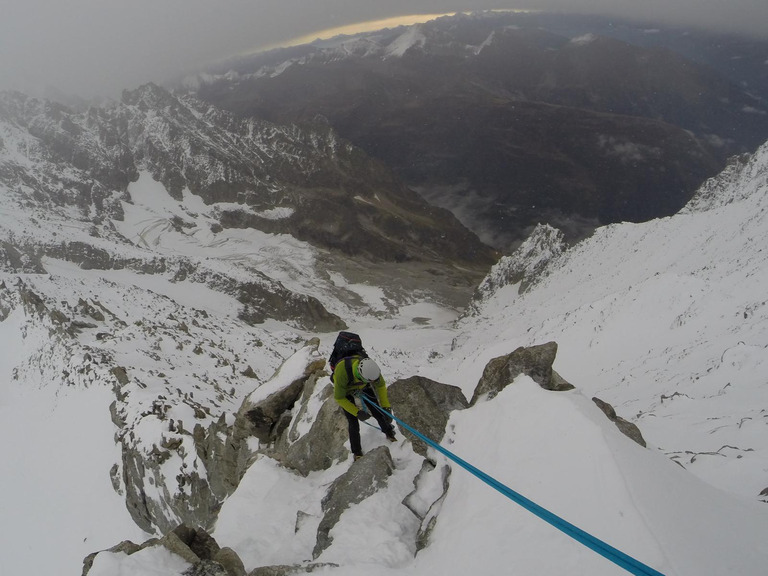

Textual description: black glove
[357,410,371,421]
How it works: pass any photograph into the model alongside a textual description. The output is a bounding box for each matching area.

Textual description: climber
[333,356,396,461]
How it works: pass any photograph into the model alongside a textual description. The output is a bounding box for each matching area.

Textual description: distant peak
[121,83,176,108]
[682,140,768,213]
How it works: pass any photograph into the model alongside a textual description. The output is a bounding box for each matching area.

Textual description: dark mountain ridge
[192,12,768,249]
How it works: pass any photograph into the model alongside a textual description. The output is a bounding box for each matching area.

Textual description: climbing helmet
[356,358,381,383]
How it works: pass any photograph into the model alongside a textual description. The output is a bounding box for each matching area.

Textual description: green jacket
[333,356,390,416]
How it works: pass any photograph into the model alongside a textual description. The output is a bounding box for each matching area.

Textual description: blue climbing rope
[360,396,665,576]
[353,389,386,430]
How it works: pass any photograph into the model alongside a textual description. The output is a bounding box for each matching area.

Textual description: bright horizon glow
[254,9,533,53]
[282,13,457,48]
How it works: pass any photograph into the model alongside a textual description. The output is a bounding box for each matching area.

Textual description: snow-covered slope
[120,139,767,575]
[2,92,768,576]
[447,141,768,499]
[100,355,768,575]
[0,271,303,573]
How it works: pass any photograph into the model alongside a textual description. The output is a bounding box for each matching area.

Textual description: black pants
[344,385,394,456]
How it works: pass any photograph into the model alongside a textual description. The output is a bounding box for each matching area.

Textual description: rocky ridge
[0,274,303,536]
[84,337,643,575]
[681,140,768,214]
[467,222,567,314]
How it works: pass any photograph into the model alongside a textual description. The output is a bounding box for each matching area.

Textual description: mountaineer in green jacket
[333,356,396,460]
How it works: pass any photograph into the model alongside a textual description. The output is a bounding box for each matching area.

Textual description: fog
[1,0,766,99]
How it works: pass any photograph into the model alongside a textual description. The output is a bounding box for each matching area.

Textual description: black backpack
[328,331,368,375]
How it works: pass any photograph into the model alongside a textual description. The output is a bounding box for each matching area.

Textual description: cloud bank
[1,0,766,99]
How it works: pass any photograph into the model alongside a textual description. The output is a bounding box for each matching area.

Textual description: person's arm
[333,363,359,415]
[375,376,390,409]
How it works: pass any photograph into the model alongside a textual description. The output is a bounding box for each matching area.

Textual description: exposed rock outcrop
[682,140,768,214]
[83,525,244,576]
[0,241,46,273]
[592,397,647,448]
[387,376,469,456]
[403,459,452,551]
[469,224,566,313]
[272,380,350,475]
[227,339,348,478]
[215,548,247,576]
[249,564,339,576]
[236,349,325,444]
[313,446,396,559]
[112,337,329,535]
[190,341,327,504]
[470,341,574,405]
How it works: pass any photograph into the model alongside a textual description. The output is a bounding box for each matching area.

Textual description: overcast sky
[1,0,767,100]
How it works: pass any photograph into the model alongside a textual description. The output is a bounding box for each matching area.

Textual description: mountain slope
[0,86,494,322]
[452,140,768,499]
[75,139,768,576]
[0,82,494,574]
[2,72,768,576]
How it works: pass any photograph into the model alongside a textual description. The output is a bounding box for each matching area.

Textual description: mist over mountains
[1,9,768,576]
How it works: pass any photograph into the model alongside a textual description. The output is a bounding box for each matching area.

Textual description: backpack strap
[344,357,356,384]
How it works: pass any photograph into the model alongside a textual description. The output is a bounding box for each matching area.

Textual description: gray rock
[84,527,245,576]
[187,342,327,514]
[160,529,202,565]
[592,397,647,448]
[248,564,339,576]
[169,524,222,561]
[82,540,146,575]
[388,376,468,456]
[121,441,223,534]
[83,539,167,575]
[402,459,452,552]
[76,297,106,321]
[183,560,230,576]
[239,373,314,444]
[274,381,350,475]
[237,341,326,442]
[111,341,330,536]
[295,511,315,534]
[215,548,247,576]
[470,341,574,405]
[313,446,395,558]
[192,415,247,501]
[0,241,46,273]
[111,366,130,386]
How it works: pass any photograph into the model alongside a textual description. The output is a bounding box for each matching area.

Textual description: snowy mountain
[0,86,492,314]
[2,85,767,575]
[0,84,491,574]
[459,141,768,501]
